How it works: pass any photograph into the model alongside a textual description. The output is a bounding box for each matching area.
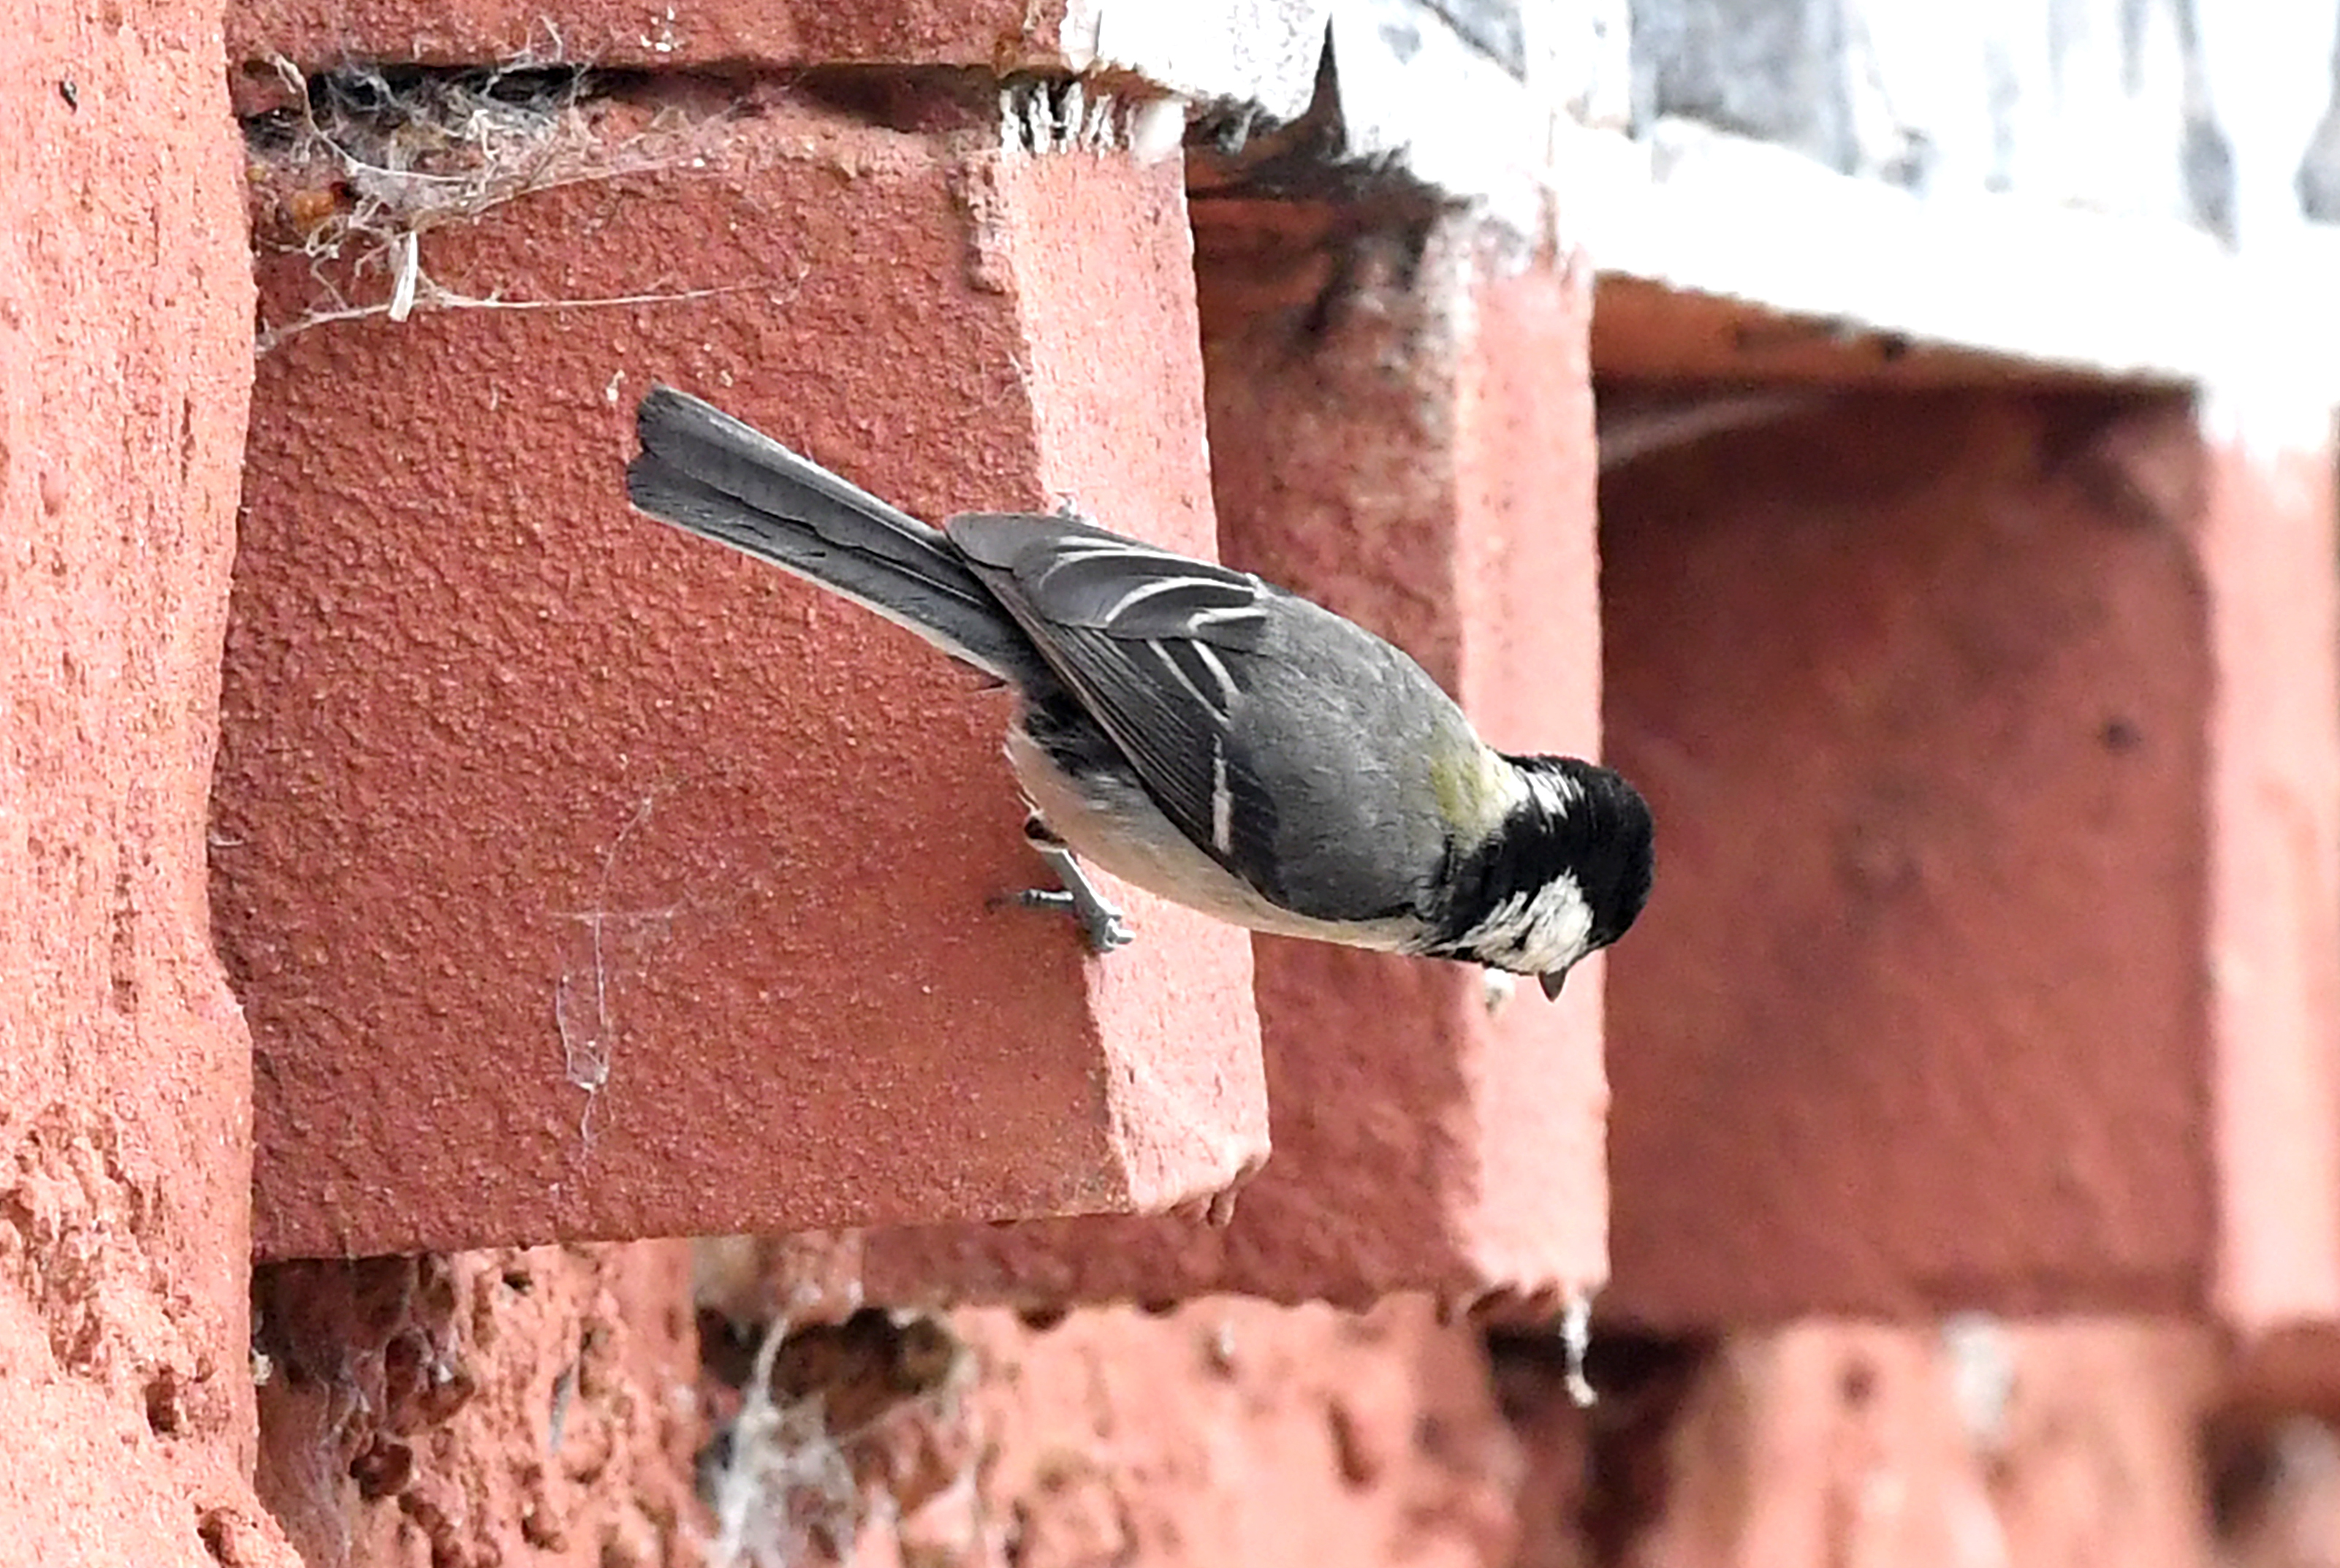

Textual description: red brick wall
[1,0,294,1561]
[12,4,2340,1567]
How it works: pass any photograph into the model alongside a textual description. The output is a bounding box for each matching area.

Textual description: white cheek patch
[1460,766,1598,974]
[1476,871,1594,975]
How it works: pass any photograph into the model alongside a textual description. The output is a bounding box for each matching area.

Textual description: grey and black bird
[625,386,1652,999]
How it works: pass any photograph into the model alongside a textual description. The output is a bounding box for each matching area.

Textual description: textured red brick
[219,96,1265,1259]
[857,216,1611,1308]
[761,1298,1524,1568]
[0,2,297,1562]
[1589,276,2085,387]
[2197,421,2340,1328]
[1506,1321,2216,1568]
[253,1241,701,1567]
[1601,389,2340,1324]
[228,0,1076,79]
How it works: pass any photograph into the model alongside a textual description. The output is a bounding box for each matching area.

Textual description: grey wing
[946,511,1448,921]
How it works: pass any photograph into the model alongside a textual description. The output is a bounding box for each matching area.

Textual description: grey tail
[626,385,1044,684]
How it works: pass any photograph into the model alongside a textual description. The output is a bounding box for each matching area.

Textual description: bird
[624,385,1652,1000]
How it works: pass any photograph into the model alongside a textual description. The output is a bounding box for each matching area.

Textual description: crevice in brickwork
[1188,42,1454,221]
[252,1255,479,1510]
[780,64,998,136]
[235,54,1207,354]
[240,58,631,196]
[1486,1325,1714,1568]
[696,1301,973,1567]
[254,1247,699,1565]
[241,64,667,258]
[237,60,756,353]
[2202,1395,2340,1554]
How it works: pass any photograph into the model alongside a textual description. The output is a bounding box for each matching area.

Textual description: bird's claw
[998,834,1136,954]
[1008,887,1136,953]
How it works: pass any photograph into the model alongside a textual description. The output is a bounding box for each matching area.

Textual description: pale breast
[1002,728,1420,952]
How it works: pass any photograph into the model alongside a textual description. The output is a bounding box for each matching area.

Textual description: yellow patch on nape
[1429,747,1517,835]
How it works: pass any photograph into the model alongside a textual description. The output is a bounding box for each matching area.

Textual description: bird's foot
[995,819,1134,954]
[1004,884,1136,953]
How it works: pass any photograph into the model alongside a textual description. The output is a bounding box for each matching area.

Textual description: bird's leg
[1000,813,1135,953]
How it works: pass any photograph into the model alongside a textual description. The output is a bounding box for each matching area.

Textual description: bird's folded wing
[946,512,1289,894]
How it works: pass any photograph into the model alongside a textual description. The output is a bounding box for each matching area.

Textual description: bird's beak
[1540,969,1569,1001]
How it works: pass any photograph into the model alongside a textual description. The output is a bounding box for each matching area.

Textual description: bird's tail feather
[626,385,1041,682]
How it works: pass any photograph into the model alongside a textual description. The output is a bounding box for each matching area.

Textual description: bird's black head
[1428,755,1654,1000]
[1538,756,1655,953]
